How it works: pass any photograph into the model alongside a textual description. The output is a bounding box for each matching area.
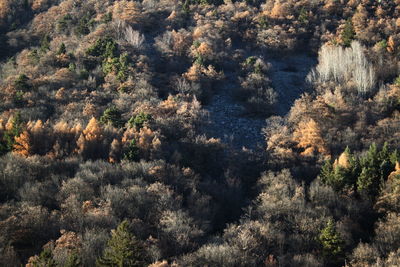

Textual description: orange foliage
[334,151,350,169]
[76,118,105,159]
[0,0,10,22]
[32,0,50,11]
[13,131,31,157]
[13,120,49,157]
[160,95,178,114]
[110,0,142,25]
[136,126,161,151]
[387,36,397,53]
[172,30,192,57]
[270,1,291,19]
[388,162,400,180]
[54,230,81,251]
[293,118,329,157]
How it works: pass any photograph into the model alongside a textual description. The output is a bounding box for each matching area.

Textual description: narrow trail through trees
[204,53,316,150]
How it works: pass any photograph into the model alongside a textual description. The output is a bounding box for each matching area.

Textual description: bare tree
[124,26,146,51]
[307,41,376,94]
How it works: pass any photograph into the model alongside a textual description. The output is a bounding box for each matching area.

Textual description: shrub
[124,26,145,51]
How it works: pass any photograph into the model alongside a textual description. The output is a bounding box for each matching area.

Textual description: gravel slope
[204,53,316,150]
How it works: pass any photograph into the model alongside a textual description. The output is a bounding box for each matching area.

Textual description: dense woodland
[0,0,400,266]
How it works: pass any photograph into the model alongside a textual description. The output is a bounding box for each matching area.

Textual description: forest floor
[204,53,316,150]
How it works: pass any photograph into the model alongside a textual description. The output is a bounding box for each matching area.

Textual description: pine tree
[320,160,335,185]
[40,34,51,53]
[30,248,57,267]
[357,144,383,198]
[123,139,139,162]
[57,43,67,55]
[319,219,345,265]
[128,113,151,130]
[100,107,124,128]
[341,19,355,47]
[97,220,146,267]
[0,113,23,155]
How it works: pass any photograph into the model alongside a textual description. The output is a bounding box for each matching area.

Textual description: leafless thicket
[113,20,146,51]
[308,41,376,94]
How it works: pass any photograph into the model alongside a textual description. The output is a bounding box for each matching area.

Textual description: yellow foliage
[149,260,179,267]
[82,117,103,142]
[334,151,350,169]
[388,162,400,180]
[183,64,202,82]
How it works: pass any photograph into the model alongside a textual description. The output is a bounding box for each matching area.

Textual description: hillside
[0,0,400,266]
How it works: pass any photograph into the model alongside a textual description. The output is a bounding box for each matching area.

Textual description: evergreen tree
[319,219,345,266]
[64,251,81,267]
[357,144,385,198]
[124,139,139,162]
[0,112,23,155]
[128,113,151,130]
[31,248,57,267]
[100,107,124,128]
[320,160,334,185]
[40,34,51,53]
[357,166,381,198]
[97,220,146,267]
[57,43,67,55]
[14,74,30,91]
[341,19,355,47]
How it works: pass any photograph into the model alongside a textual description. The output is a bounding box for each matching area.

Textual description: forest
[0,0,399,266]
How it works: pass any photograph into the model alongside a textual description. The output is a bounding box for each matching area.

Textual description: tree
[27,248,57,267]
[14,74,31,91]
[40,34,51,52]
[100,107,124,128]
[97,220,146,267]
[293,118,329,157]
[341,20,355,47]
[123,139,139,162]
[13,130,31,157]
[319,219,344,266]
[128,113,151,130]
[57,43,66,55]
[357,144,383,198]
[0,113,23,155]
[76,118,105,159]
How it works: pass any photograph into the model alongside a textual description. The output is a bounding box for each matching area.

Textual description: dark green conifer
[97,220,146,267]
